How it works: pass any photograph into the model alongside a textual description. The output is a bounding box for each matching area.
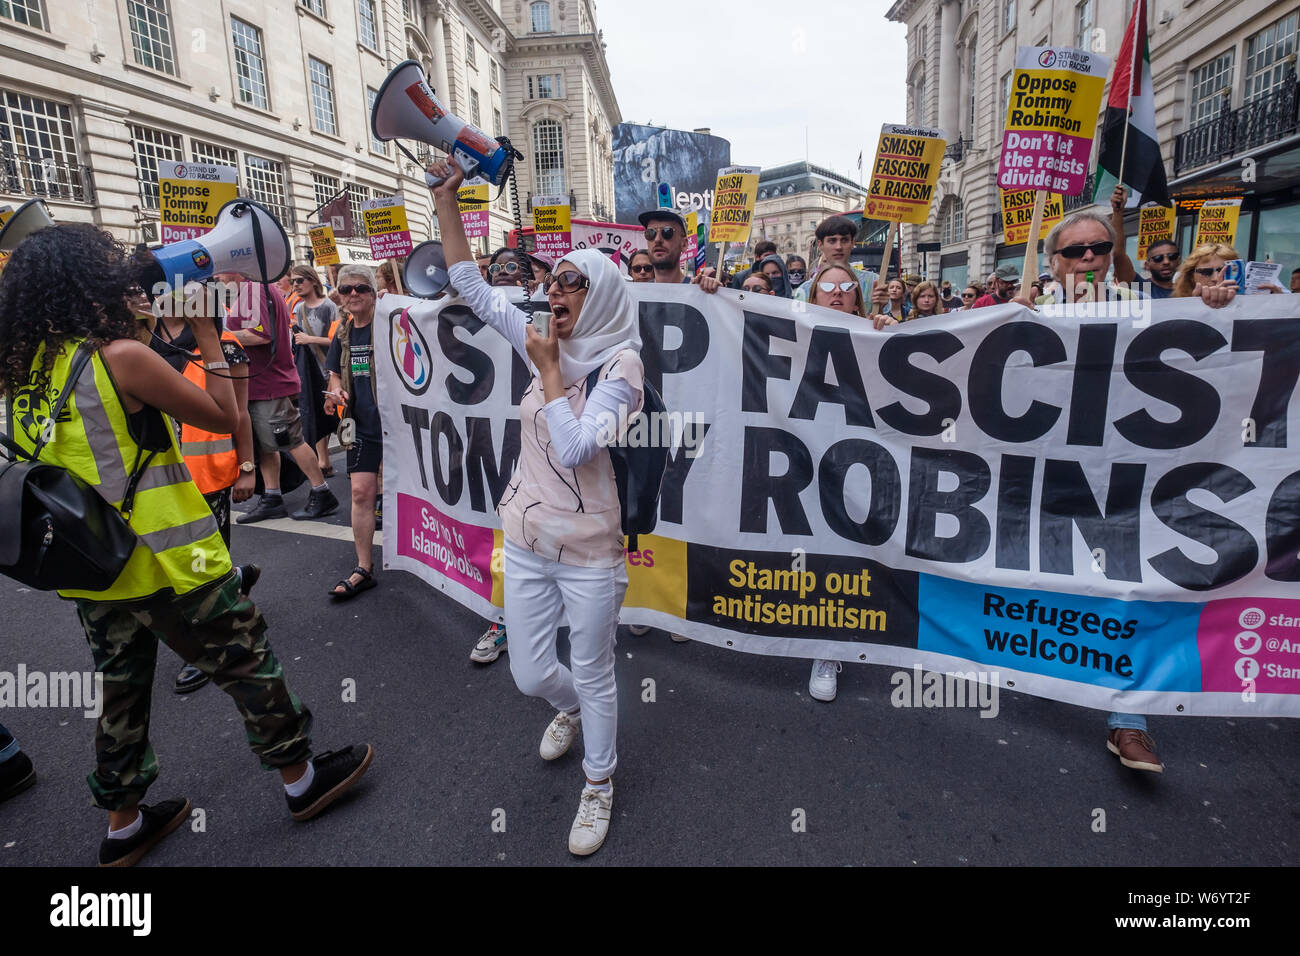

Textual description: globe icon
[1238,607,1266,630]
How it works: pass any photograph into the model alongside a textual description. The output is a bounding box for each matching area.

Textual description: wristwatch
[238,461,255,473]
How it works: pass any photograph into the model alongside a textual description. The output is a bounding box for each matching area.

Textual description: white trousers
[504,540,627,780]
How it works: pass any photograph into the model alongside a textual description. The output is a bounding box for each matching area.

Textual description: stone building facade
[0,0,619,265]
[748,161,867,265]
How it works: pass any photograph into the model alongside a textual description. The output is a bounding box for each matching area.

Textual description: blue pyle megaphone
[371,59,515,188]
[403,240,450,298]
[138,198,291,293]
[0,199,56,252]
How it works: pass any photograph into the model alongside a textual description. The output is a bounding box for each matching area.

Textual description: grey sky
[598,0,908,184]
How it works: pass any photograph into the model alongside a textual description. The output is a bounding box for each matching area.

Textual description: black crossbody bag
[0,343,138,591]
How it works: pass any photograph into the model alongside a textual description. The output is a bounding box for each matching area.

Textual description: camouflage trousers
[74,571,313,810]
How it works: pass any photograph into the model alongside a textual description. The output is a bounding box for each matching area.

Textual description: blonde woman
[1172,243,1243,305]
[905,280,945,320]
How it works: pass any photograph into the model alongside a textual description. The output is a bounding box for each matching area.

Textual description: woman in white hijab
[429,161,642,857]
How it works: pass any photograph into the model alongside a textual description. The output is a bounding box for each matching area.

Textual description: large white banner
[376,287,1300,718]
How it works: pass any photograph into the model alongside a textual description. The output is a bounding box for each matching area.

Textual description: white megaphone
[137,198,290,293]
[403,240,450,298]
[0,199,56,252]
[371,59,516,187]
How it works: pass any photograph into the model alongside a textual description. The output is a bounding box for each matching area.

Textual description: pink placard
[369,231,413,259]
[1197,598,1300,694]
[396,492,494,599]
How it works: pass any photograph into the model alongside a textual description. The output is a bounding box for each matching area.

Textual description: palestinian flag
[1093,0,1171,207]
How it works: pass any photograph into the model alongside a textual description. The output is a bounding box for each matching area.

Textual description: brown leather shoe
[1107,729,1165,773]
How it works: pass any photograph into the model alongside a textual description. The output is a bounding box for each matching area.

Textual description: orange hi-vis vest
[178,333,240,494]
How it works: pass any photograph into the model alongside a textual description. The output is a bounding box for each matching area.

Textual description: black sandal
[330,566,376,600]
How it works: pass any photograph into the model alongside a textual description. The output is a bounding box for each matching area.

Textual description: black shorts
[346,434,381,475]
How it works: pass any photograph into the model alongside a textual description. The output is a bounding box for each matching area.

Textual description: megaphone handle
[424,154,482,188]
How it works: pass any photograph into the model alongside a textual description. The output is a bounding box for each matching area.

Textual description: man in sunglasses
[637,208,721,293]
[971,264,1020,308]
[1107,185,1177,299]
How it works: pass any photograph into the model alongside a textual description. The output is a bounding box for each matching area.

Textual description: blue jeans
[0,722,17,763]
[1107,712,1147,731]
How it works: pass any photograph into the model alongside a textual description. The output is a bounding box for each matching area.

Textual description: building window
[465,33,476,68]
[532,119,565,195]
[231,18,270,111]
[366,88,387,154]
[1245,13,1299,104]
[1002,0,1015,33]
[1190,51,1235,125]
[191,140,237,168]
[1074,0,1094,49]
[911,71,927,126]
[299,0,325,17]
[346,182,369,228]
[966,41,977,138]
[130,124,182,210]
[1001,71,1013,121]
[530,1,550,33]
[493,107,503,138]
[469,89,481,128]
[308,57,338,135]
[0,0,45,30]
[940,197,964,245]
[358,0,379,52]
[528,75,561,99]
[0,90,85,200]
[243,153,291,225]
[127,0,177,75]
[313,171,340,211]
[490,60,499,88]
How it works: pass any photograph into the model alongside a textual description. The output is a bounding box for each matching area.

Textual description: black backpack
[0,343,138,591]
[585,366,669,552]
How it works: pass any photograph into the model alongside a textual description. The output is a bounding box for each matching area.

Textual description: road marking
[237,516,379,545]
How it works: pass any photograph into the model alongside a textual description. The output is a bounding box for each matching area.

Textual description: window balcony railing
[0,148,95,203]
[944,139,968,163]
[1174,73,1299,175]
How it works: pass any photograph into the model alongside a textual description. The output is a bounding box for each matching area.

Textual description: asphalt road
[1,462,1297,868]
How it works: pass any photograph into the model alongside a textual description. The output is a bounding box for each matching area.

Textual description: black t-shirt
[324,322,381,441]
[149,323,249,373]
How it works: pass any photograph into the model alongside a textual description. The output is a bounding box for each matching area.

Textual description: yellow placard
[1000,189,1063,245]
[865,124,946,224]
[309,224,340,266]
[709,165,761,243]
[531,196,572,256]
[1194,198,1241,248]
[362,193,413,259]
[457,184,489,211]
[1136,203,1177,259]
[158,161,238,243]
[0,206,12,227]
[997,47,1110,195]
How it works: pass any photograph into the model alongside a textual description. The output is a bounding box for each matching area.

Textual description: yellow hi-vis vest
[10,339,232,602]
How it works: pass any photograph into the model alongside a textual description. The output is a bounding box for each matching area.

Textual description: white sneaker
[809,659,841,702]
[670,632,690,643]
[628,624,651,635]
[470,624,507,663]
[540,710,581,760]
[568,782,613,856]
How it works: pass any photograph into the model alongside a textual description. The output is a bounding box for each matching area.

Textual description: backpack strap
[0,341,94,463]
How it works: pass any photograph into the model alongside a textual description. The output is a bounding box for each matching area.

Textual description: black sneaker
[237,563,262,595]
[173,663,210,695]
[292,487,340,520]
[286,744,374,821]
[97,797,190,868]
[0,750,36,803]
[236,494,288,524]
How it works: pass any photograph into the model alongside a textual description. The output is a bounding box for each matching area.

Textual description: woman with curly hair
[1172,243,1243,304]
[0,224,372,866]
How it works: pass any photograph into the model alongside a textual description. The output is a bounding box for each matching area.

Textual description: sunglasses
[1057,240,1114,259]
[629,264,654,274]
[290,277,307,284]
[1148,252,1180,263]
[337,284,374,295]
[488,261,523,277]
[818,281,857,293]
[961,292,975,298]
[644,227,678,241]
[1194,265,1226,277]
[542,271,590,293]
